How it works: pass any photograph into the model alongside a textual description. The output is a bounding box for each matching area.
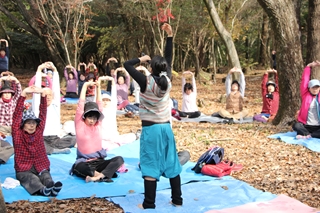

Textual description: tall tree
[0,0,92,71]
[203,0,241,69]
[257,0,303,125]
[307,0,320,79]
[259,13,269,67]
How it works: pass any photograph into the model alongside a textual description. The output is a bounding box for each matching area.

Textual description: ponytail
[158,75,168,91]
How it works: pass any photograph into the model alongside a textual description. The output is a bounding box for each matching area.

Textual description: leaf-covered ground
[5,69,320,212]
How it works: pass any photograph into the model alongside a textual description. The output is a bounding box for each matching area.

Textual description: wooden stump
[0,184,7,213]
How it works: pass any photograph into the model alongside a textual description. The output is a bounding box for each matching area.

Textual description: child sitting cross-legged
[98,76,137,150]
[253,69,279,123]
[218,67,248,122]
[177,71,201,119]
[293,61,320,139]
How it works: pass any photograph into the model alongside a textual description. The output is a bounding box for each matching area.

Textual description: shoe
[125,111,134,118]
[136,129,141,140]
[96,177,113,183]
[172,112,181,121]
[222,118,234,124]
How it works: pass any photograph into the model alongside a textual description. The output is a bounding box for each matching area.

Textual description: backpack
[192,146,224,173]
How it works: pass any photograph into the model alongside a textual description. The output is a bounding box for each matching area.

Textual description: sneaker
[172,113,181,121]
[136,129,141,140]
[125,111,134,118]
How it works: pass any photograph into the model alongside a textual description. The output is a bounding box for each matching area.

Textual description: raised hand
[161,23,173,36]
[139,55,151,64]
[229,67,240,73]
[307,61,320,67]
[107,57,118,63]
[183,71,193,75]
[99,76,114,81]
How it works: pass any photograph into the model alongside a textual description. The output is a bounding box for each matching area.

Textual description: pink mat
[206,194,319,213]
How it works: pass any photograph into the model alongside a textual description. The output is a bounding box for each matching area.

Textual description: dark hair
[80,65,85,73]
[68,71,75,80]
[0,48,6,53]
[84,111,100,120]
[150,55,168,91]
[231,80,240,89]
[184,83,193,93]
[117,74,126,82]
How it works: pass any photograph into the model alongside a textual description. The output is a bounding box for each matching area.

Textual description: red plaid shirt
[0,82,21,126]
[12,96,49,173]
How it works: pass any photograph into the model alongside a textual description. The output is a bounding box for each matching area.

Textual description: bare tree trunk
[0,185,7,213]
[259,13,269,67]
[257,0,303,126]
[307,0,320,79]
[203,0,241,69]
[209,37,216,83]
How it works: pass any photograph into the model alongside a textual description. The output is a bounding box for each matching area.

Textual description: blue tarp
[1,138,277,213]
[268,131,320,152]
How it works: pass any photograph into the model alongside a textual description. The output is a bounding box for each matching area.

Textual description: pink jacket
[297,66,320,124]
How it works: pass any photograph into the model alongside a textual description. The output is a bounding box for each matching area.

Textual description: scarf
[2,97,12,103]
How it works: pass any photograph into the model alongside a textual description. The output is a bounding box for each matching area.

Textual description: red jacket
[12,96,49,173]
[261,73,279,120]
[297,66,320,124]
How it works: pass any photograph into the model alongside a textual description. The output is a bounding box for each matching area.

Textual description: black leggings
[178,111,201,118]
[72,156,124,179]
[292,122,320,138]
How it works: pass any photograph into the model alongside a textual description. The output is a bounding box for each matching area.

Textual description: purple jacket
[64,67,78,93]
[297,66,320,124]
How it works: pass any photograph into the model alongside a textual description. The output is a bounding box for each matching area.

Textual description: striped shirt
[139,75,171,123]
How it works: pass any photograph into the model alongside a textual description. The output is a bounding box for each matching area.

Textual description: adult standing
[124,23,182,209]
[0,39,9,74]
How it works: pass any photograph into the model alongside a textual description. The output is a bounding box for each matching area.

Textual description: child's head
[47,70,53,78]
[0,48,6,57]
[42,88,53,106]
[21,110,41,134]
[266,81,276,93]
[80,72,85,81]
[0,80,15,100]
[68,72,74,80]
[184,83,193,95]
[308,79,320,95]
[82,102,104,126]
[102,93,111,108]
[117,75,125,85]
[80,64,85,73]
[231,80,240,92]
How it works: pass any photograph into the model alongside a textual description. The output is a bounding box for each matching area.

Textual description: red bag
[201,161,243,177]
[201,162,232,177]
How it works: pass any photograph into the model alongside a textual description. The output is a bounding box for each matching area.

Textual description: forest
[0,0,320,212]
[0,0,318,125]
